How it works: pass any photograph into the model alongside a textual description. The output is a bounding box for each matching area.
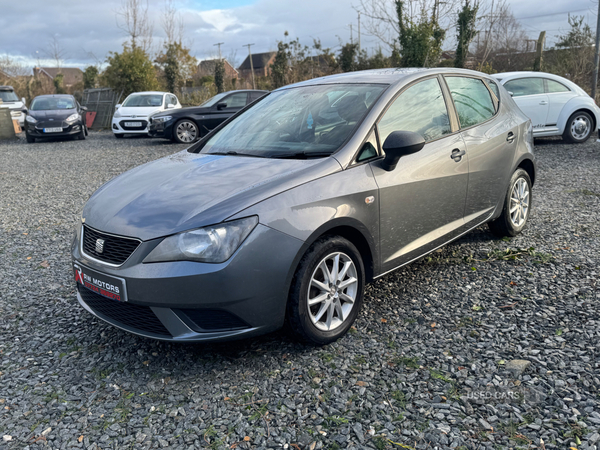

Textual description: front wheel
[563,111,593,143]
[488,168,532,237]
[287,237,365,345]
[26,133,35,143]
[77,127,86,140]
[173,119,199,144]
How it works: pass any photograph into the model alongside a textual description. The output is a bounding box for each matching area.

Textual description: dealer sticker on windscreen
[73,263,127,302]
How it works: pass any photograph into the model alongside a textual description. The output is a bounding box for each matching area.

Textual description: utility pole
[533,31,546,72]
[349,24,353,45]
[358,12,361,52]
[243,43,255,90]
[213,42,224,60]
[592,0,600,101]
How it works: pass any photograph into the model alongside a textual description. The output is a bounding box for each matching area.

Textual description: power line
[514,8,590,21]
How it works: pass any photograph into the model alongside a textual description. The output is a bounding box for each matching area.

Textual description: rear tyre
[173,119,199,144]
[488,168,532,237]
[287,236,365,345]
[114,133,124,139]
[26,133,35,143]
[563,111,593,143]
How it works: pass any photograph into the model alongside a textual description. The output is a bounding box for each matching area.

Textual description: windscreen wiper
[209,151,266,158]
[269,151,333,159]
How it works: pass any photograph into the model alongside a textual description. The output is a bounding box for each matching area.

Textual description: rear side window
[546,79,570,93]
[445,76,495,128]
[378,78,451,143]
[504,78,544,97]
[249,91,265,102]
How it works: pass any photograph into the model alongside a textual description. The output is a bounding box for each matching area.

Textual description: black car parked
[148,90,268,143]
[25,94,88,143]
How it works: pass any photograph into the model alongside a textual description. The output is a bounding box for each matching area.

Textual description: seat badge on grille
[95,239,105,254]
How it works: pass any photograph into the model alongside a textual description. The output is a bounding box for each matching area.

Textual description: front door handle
[507,131,515,143]
[539,101,548,105]
[451,148,466,162]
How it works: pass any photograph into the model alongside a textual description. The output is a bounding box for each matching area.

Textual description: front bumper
[147,119,175,139]
[26,121,83,137]
[71,223,304,342]
[112,117,150,134]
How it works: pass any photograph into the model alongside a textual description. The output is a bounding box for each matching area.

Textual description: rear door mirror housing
[381,131,426,171]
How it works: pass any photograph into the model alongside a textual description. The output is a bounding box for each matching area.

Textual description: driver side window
[378,78,451,144]
[224,93,248,108]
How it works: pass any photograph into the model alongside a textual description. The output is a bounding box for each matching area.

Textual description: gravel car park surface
[0,131,598,450]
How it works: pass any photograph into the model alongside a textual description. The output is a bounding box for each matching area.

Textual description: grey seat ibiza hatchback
[72,68,535,344]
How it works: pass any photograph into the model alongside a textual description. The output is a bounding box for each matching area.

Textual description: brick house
[33,67,84,88]
[237,52,277,80]
[197,59,238,80]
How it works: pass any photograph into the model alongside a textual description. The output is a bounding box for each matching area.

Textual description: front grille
[175,308,249,332]
[82,225,140,265]
[119,120,148,130]
[79,286,171,337]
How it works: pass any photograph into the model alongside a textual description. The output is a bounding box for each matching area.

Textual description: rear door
[503,77,549,132]
[444,75,516,225]
[370,76,469,273]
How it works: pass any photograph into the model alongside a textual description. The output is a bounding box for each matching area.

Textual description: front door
[370,76,469,273]
[504,77,549,132]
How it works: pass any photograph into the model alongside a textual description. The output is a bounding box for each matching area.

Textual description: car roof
[279,67,497,90]
[126,91,170,96]
[0,86,15,91]
[33,94,74,99]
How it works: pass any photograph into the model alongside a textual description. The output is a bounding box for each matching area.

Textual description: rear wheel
[287,237,365,344]
[173,119,199,144]
[488,168,532,237]
[563,111,593,143]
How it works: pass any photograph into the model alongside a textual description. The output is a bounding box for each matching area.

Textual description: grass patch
[392,356,419,369]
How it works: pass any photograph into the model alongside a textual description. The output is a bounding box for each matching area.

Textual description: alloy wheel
[307,252,358,331]
[571,115,591,140]
[176,121,198,143]
[509,178,529,227]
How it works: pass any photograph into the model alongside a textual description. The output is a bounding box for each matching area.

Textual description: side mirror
[507,91,514,97]
[216,102,227,110]
[115,104,121,109]
[21,97,26,104]
[381,131,425,171]
[81,106,88,112]
[167,103,175,109]
[21,107,28,113]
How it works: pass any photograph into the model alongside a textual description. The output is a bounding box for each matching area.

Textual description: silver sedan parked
[72,68,535,344]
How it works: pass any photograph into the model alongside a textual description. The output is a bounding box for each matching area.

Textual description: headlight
[144,216,258,263]
[152,116,172,123]
[113,110,122,118]
[66,113,81,123]
[26,115,37,123]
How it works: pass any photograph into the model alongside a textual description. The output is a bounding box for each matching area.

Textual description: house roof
[238,52,276,71]
[198,59,238,74]
[34,67,84,86]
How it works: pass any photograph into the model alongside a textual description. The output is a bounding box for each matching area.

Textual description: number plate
[44,127,63,133]
[73,262,127,302]
[124,121,143,127]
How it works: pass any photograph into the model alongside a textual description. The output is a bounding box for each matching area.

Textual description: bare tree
[44,34,67,68]
[116,0,154,52]
[162,0,184,44]
[355,0,461,50]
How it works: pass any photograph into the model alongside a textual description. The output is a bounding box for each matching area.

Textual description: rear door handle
[507,131,515,143]
[451,148,466,162]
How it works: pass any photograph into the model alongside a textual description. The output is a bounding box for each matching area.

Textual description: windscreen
[0,90,19,102]
[123,94,163,107]
[30,97,75,110]
[201,84,386,158]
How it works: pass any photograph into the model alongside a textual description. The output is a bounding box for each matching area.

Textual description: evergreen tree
[455,0,478,68]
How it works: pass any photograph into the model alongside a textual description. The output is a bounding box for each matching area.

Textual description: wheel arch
[517,157,536,186]
[558,98,599,135]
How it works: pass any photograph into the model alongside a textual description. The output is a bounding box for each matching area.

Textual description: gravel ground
[0,131,598,450]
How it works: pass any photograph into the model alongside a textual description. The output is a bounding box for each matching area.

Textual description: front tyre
[287,237,365,345]
[173,119,199,144]
[563,111,593,143]
[26,132,35,143]
[488,168,532,237]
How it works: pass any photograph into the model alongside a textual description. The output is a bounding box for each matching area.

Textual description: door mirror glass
[216,102,227,110]
[381,131,425,171]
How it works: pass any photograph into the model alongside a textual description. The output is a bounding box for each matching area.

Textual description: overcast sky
[0,0,596,70]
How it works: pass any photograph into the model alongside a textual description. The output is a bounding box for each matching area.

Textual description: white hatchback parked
[492,72,600,143]
[112,91,181,138]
